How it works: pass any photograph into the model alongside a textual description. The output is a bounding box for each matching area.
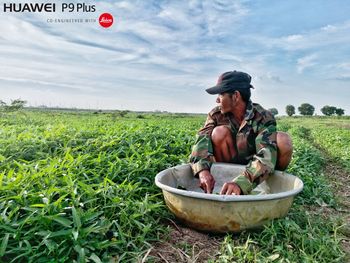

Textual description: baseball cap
[206,70,254,95]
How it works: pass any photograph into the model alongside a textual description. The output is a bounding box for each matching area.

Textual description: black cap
[206,70,254,95]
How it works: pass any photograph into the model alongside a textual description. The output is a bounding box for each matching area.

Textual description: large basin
[155,163,303,233]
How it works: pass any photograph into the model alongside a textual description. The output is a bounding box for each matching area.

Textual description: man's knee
[277,132,293,153]
[276,132,293,170]
[211,126,231,144]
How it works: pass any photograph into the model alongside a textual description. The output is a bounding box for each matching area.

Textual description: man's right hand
[198,170,215,194]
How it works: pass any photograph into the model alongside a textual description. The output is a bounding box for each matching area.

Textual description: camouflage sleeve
[189,113,217,176]
[233,119,277,195]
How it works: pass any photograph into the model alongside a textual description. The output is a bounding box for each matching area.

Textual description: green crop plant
[285,126,336,206]
[311,128,350,172]
[0,111,348,262]
[0,111,200,262]
[215,120,345,262]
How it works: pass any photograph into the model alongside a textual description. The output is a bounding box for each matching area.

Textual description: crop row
[0,112,200,262]
[0,112,347,262]
[215,122,344,262]
[310,127,350,172]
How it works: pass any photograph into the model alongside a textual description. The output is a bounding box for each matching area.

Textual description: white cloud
[257,73,282,83]
[321,24,337,32]
[336,62,350,71]
[334,75,350,81]
[113,1,134,10]
[0,1,349,114]
[248,20,350,51]
[284,34,303,42]
[297,54,318,73]
[0,76,98,92]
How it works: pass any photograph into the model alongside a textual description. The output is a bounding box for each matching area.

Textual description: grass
[217,210,343,262]
[213,122,345,262]
[0,112,349,262]
[0,111,199,262]
[277,116,350,171]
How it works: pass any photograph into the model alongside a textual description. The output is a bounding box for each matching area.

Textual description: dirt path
[306,136,350,261]
[300,128,350,260]
[147,219,222,262]
[321,156,350,261]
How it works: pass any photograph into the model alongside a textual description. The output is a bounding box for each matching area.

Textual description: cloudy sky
[1,0,349,114]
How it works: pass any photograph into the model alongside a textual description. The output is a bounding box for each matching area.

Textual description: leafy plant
[0,111,347,262]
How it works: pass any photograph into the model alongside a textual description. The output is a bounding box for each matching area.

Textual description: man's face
[216,92,236,114]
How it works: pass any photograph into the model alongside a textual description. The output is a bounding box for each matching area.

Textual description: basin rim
[155,163,304,202]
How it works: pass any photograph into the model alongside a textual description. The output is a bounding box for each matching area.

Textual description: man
[190,70,292,195]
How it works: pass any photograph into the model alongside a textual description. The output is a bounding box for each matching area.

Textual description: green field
[0,111,349,262]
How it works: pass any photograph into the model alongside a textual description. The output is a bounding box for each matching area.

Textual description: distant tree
[321,105,337,116]
[298,103,315,116]
[0,99,27,112]
[335,108,345,116]
[285,105,295,116]
[115,110,129,118]
[268,108,278,116]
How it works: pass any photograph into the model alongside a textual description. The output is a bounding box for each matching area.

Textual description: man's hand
[198,170,215,194]
[220,182,242,195]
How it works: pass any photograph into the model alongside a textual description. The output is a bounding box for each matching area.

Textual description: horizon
[2,103,347,116]
[1,0,350,115]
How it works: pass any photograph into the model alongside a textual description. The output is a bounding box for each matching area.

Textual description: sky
[0,0,349,114]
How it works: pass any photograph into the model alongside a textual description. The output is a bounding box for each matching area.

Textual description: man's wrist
[191,161,211,177]
[233,175,254,195]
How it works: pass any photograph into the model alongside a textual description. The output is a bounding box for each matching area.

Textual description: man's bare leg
[211,126,236,162]
[211,127,292,170]
[276,131,293,171]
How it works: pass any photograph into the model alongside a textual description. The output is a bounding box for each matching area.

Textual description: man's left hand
[220,182,242,195]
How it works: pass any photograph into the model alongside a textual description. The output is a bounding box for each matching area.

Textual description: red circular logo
[99,13,113,28]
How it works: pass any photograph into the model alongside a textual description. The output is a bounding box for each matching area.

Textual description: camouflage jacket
[189,100,277,195]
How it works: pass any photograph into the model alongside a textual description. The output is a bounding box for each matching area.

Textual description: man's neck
[231,101,246,124]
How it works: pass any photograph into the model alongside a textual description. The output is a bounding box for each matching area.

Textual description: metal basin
[155,163,303,233]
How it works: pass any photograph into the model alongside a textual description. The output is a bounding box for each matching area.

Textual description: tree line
[268,104,345,116]
[0,99,27,112]
[0,99,346,116]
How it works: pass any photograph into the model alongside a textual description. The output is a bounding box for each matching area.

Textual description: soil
[306,139,350,261]
[147,219,222,263]
[321,156,350,261]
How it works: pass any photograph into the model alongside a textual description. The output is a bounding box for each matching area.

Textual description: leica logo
[100,17,112,23]
[99,13,113,28]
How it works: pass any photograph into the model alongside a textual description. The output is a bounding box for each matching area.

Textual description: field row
[0,112,199,262]
[215,121,344,262]
[0,112,349,262]
[278,117,350,171]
